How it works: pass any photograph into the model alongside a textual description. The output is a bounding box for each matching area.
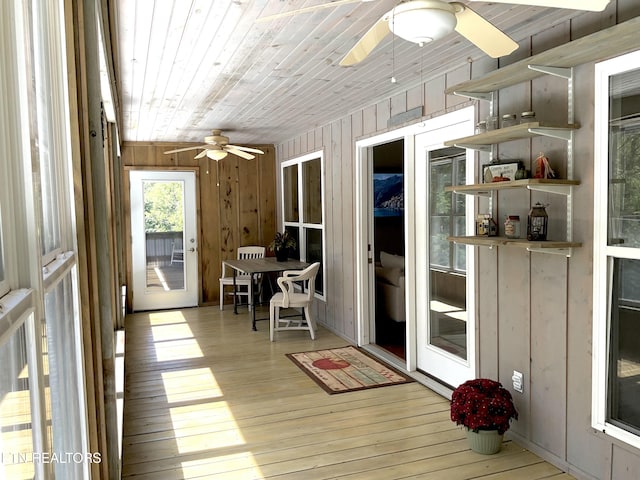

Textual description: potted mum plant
[450,378,518,454]
[269,231,296,261]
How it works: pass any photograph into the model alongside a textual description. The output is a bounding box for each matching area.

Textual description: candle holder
[527,203,548,241]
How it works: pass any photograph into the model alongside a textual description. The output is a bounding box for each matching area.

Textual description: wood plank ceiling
[113,0,598,145]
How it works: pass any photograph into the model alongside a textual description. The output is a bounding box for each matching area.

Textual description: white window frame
[0,2,89,478]
[281,150,326,300]
[592,49,640,449]
[24,0,75,268]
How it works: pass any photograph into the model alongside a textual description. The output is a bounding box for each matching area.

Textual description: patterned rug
[286,346,414,394]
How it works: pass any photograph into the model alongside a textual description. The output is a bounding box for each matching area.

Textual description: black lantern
[527,203,548,241]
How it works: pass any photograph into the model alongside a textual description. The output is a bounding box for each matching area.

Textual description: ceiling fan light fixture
[207,149,228,161]
[389,1,457,45]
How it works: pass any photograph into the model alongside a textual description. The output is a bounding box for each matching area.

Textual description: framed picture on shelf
[483,161,522,183]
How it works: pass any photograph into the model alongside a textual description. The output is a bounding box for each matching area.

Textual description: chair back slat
[237,246,266,260]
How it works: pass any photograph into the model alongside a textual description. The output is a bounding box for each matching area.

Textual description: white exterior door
[130,170,198,311]
[414,109,477,388]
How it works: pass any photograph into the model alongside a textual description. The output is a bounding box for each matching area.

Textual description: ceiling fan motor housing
[389,0,457,44]
[205,129,229,146]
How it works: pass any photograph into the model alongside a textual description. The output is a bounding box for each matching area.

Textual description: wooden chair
[269,262,321,341]
[219,246,266,310]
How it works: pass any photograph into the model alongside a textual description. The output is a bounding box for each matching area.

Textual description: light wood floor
[122,306,574,479]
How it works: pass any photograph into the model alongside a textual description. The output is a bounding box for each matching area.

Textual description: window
[593,50,640,448]
[0,184,7,299]
[22,0,73,265]
[44,274,89,479]
[0,311,38,479]
[0,1,89,477]
[429,148,466,272]
[282,151,325,297]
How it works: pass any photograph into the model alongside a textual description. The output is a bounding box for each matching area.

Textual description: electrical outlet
[512,370,524,393]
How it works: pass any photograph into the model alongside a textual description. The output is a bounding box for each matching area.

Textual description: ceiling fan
[258,0,611,66]
[163,130,264,161]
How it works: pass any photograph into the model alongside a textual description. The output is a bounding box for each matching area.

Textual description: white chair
[270,262,321,341]
[219,246,266,310]
[170,241,184,265]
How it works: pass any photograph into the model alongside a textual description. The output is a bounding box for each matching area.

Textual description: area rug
[286,346,414,394]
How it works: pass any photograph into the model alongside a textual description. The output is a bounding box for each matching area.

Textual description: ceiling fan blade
[225,146,255,160]
[164,144,209,154]
[256,0,364,22]
[194,149,209,159]
[469,0,611,11]
[227,144,265,154]
[453,3,518,58]
[340,15,390,66]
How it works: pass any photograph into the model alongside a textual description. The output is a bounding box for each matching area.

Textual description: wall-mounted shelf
[444,16,640,97]
[445,178,580,197]
[448,236,581,257]
[444,122,579,151]
[441,36,596,256]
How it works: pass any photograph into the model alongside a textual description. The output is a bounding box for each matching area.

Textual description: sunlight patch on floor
[145,311,264,478]
[154,338,204,362]
[180,452,263,479]
[151,314,203,361]
[151,323,194,342]
[161,368,223,402]
[147,310,187,326]
[168,390,247,455]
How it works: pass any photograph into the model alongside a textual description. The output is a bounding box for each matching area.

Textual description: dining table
[222,257,310,330]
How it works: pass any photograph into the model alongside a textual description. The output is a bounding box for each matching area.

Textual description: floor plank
[122,306,574,479]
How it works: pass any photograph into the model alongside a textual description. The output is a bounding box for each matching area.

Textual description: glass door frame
[592,48,640,450]
[129,169,199,311]
[354,106,476,385]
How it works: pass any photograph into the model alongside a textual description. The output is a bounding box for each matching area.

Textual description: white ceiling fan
[163,130,264,161]
[258,0,611,66]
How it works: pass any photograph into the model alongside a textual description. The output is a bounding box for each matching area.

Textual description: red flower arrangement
[450,378,518,435]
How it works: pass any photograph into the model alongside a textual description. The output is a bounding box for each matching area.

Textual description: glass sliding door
[414,107,476,388]
[594,51,640,449]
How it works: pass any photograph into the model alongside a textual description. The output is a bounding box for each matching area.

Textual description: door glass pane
[430,161,452,269]
[608,67,640,248]
[453,216,466,272]
[429,149,467,361]
[283,165,299,222]
[608,258,640,434]
[303,158,322,224]
[430,216,451,268]
[305,228,323,294]
[143,181,185,291]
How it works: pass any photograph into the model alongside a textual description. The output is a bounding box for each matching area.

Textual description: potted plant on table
[450,378,518,454]
[269,231,296,261]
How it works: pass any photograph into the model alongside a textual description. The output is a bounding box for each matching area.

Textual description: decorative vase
[275,249,288,261]
[465,428,503,454]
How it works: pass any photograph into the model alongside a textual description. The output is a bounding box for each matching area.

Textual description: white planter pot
[465,428,503,454]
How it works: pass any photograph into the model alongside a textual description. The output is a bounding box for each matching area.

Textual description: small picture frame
[483,161,522,183]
